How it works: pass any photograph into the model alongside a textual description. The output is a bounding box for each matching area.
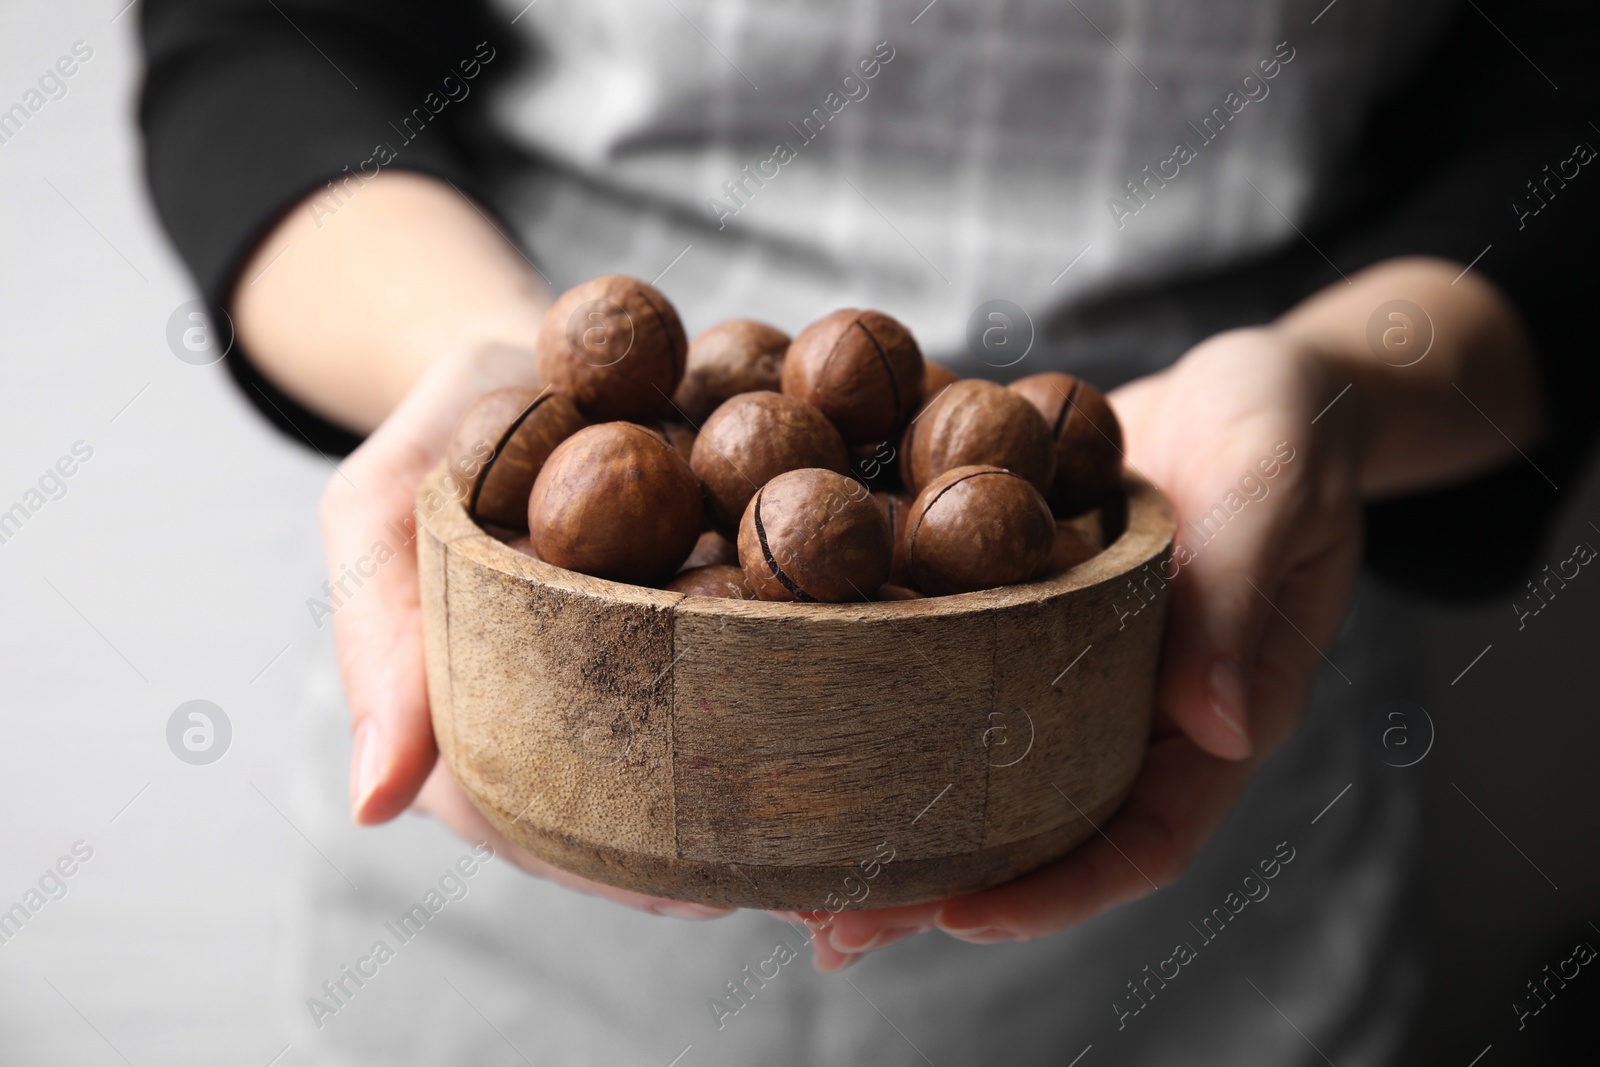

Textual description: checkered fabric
[485,0,1456,379]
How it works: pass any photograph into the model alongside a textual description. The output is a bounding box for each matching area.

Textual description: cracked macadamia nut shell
[737,468,892,602]
[691,392,849,536]
[873,490,915,589]
[901,378,1056,497]
[1009,372,1124,516]
[535,275,688,422]
[781,308,924,445]
[672,320,789,423]
[664,565,755,599]
[505,534,540,559]
[904,465,1055,596]
[1052,520,1101,574]
[527,422,702,584]
[680,530,738,570]
[448,387,589,530]
[921,360,960,405]
[642,420,696,462]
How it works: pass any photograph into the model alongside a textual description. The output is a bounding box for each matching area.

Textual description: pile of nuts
[445,275,1123,602]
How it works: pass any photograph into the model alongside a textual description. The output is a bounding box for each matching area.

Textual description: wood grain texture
[670,598,991,865]
[418,464,1175,909]
[446,537,681,858]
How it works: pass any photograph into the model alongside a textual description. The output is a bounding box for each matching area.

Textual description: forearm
[231,171,551,435]
[1274,256,1543,499]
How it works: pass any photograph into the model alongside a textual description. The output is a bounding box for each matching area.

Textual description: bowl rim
[417,463,1176,619]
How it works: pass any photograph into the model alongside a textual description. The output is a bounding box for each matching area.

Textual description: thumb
[1154,492,1291,763]
[322,451,437,826]
[1108,374,1274,762]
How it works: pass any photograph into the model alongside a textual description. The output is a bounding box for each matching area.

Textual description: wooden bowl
[417,464,1175,910]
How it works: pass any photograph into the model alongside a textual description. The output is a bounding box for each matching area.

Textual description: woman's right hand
[231,173,728,918]
[318,340,730,921]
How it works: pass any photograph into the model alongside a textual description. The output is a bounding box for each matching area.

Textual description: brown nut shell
[781,308,924,445]
[535,275,688,422]
[506,534,541,559]
[737,468,892,602]
[872,490,915,588]
[900,378,1056,497]
[528,422,702,584]
[1052,520,1100,574]
[690,392,849,536]
[1009,372,1124,516]
[1059,507,1106,551]
[898,360,960,442]
[665,565,755,599]
[449,387,589,530]
[672,320,789,423]
[680,529,738,570]
[921,360,960,406]
[641,419,696,462]
[904,465,1054,596]
[875,583,925,601]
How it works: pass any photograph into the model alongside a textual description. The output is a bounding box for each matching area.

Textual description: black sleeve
[1316,0,1600,600]
[138,0,515,455]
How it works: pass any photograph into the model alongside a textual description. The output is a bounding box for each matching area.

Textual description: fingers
[810,936,860,973]
[1160,460,1361,765]
[323,461,438,826]
[325,345,541,826]
[1154,495,1294,763]
[1106,364,1276,762]
[414,763,733,920]
[804,607,1347,968]
[814,926,925,973]
[893,554,1350,951]
[819,901,941,955]
[900,597,1340,955]
[810,732,1255,966]
[937,733,1247,939]
[1240,537,1363,754]
[765,905,937,973]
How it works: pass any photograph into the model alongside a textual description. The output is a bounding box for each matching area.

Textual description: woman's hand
[232,172,731,920]
[804,256,1543,970]
[320,343,731,919]
[803,327,1365,968]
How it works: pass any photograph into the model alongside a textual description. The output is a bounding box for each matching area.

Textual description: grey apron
[287,2,1449,1061]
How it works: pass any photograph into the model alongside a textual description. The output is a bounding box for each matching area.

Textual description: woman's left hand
[794,325,1366,971]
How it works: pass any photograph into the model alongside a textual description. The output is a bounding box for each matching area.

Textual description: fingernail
[940,925,1013,944]
[799,917,834,943]
[350,718,383,822]
[1208,657,1252,756]
[830,926,895,953]
[650,901,731,920]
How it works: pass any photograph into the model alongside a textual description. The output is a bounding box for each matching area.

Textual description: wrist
[1272,257,1542,497]
[236,171,552,434]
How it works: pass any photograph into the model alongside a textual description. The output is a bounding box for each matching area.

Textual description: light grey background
[0,4,1594,1065]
